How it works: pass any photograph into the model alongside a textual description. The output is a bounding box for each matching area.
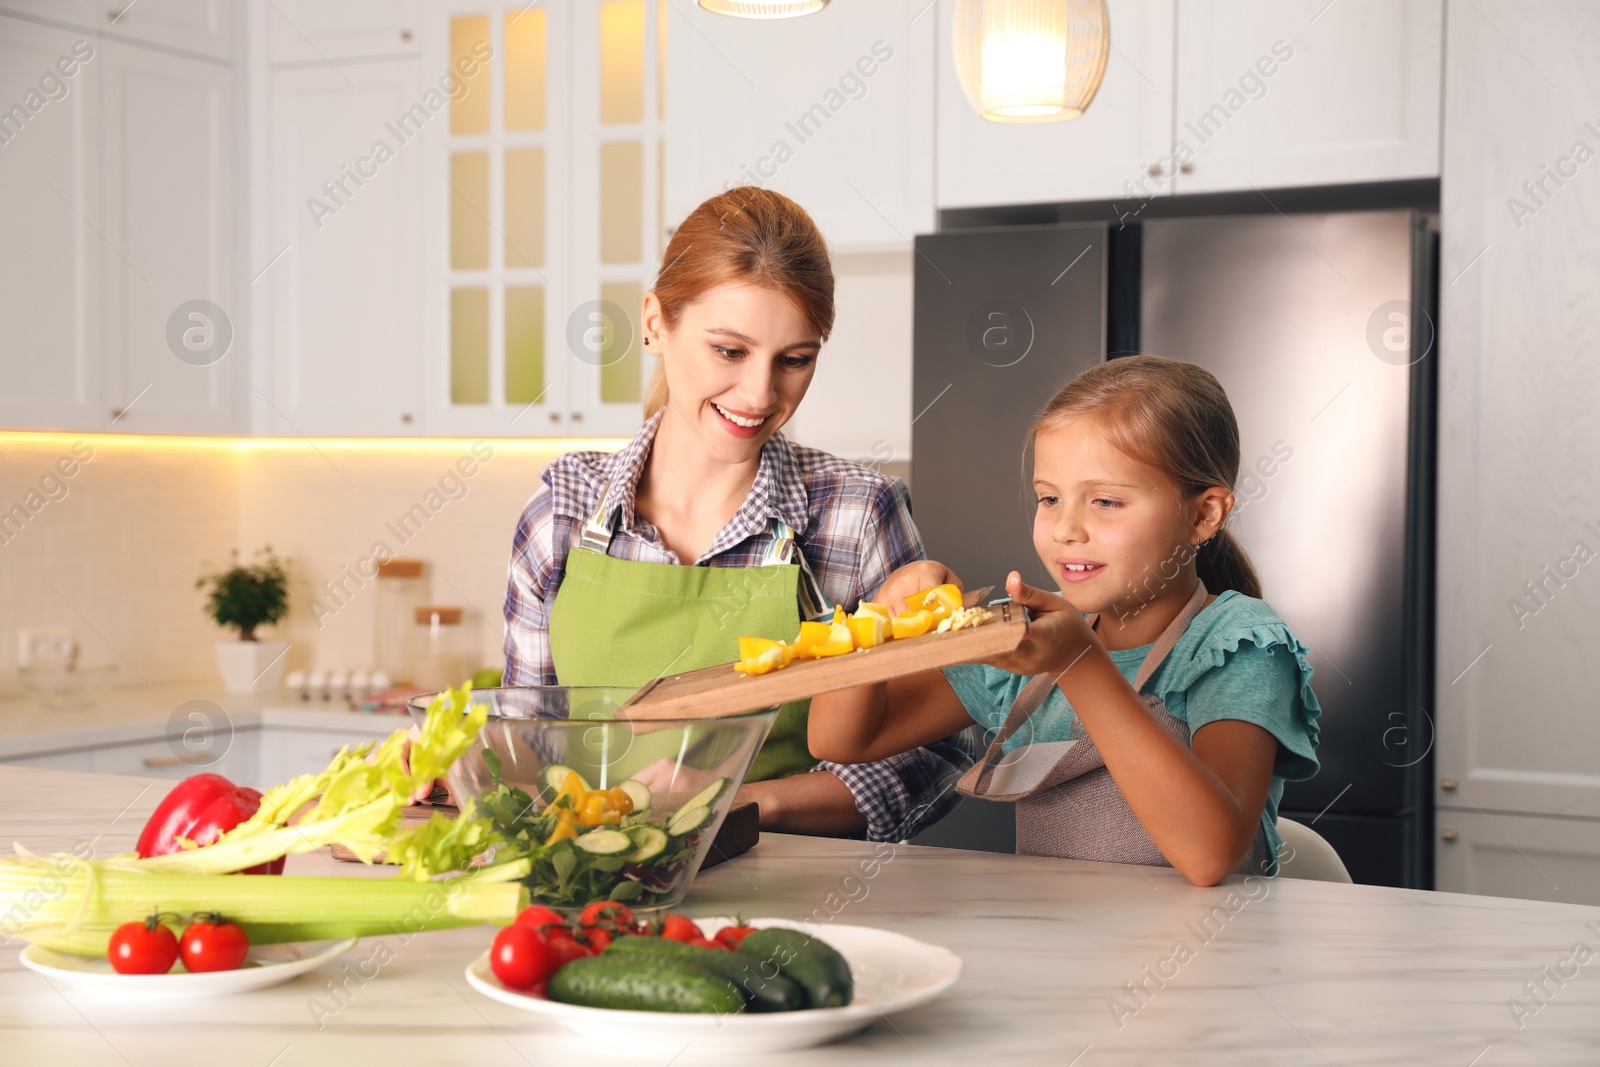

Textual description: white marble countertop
[3,767,1600,1065]
[0,682,406,757]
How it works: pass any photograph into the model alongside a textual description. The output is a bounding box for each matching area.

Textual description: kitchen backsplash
[1,434,910,695]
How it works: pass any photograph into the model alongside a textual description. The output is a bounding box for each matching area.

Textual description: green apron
[547,479,826,782]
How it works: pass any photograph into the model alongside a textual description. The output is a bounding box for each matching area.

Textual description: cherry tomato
[179,915,249,973]
[687,936,723,951]
[489,924,552,990]
[514,905,568,935]
[628,920,656,937]
[660,914,703,943]
[584,928,613,953]
[714,923,756,951]
[545,931,592,970]
[577,901,634,935]
[107,916,178,975]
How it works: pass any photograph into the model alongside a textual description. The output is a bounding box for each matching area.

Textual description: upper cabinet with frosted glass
[663,0,936,251]
[257,0,662,437]
[421,0,661,437]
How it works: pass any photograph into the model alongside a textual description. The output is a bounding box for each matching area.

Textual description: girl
[500,187,966,840]
[809,356,1321,884]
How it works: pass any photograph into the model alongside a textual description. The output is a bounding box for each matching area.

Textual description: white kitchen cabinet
[99,39,242,433]
[261,59,424,436]
[88,734,255,783]
[1,750,94,772]
[0,0,233,58]
[936,0,1176,209]
[1435,810,1600,907]
[0,17,105,430]
[266,0,421,64]
[254,722,397,789]
[1435,1,1600,857]
[102,0,236,61]
[665,0,936,249]
[1171,0,1441,194]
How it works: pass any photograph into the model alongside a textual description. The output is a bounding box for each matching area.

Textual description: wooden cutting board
[620,601,1028,720]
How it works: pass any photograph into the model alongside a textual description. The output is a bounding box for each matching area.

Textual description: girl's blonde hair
[643,187,835,420]
[1029,355,1263,599]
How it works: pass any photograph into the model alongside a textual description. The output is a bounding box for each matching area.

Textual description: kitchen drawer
[1,750,94,772]
[88,735,254,782]
[255,725,398,789]
[1435,809,1600,908]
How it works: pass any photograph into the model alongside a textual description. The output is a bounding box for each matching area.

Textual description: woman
[501,187,967,839]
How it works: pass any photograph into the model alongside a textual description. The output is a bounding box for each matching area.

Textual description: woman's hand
[982,571,1100,680]
[396,725,452,805]
[873,560,962,613]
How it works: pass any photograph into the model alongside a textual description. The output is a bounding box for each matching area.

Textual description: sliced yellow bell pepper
[812,621,855,658]
[790,620,834,660]
[845,613,886,650]
[580,794,611,825]
[544,821,578,846]
[606,786,635,816]
[854,601,891,621]
[554,771,587,810]
[891,609,936,640]
[906,583,962,621]
[735,635,791,675]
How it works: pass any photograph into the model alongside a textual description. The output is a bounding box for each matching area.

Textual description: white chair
[1275,817,1353,883]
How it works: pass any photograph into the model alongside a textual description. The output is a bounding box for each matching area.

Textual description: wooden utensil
[619,600,1028,720]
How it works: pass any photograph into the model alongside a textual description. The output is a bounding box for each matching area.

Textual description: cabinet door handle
[1146,162,1162,176]
[1440,778,1457,791]
[550,412,562,422]
[570,411,584,423]
[1179,161,1193,174]
[143,754,206,768]
[1440,829,1458,842]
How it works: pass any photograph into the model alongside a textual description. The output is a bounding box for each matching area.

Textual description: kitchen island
[3,766,1598,1065]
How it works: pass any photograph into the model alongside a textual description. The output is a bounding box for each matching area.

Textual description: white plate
[464,917,962,1054]
[19,938,358,999]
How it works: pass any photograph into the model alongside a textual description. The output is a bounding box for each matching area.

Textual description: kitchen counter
[0,682,405,760]
[3,766,1599,1065]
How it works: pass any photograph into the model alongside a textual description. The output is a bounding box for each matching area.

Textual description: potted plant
[198,548,291,693]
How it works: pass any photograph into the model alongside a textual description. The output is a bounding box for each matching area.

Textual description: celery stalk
[0,856,529,958]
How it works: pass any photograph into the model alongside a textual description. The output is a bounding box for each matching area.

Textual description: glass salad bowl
[408,686,777,914]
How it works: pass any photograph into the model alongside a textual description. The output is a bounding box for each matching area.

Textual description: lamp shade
[953,0,1110,122]
[697,0,829,17]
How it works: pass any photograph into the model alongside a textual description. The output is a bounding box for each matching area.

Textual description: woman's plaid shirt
[501,413,973,841]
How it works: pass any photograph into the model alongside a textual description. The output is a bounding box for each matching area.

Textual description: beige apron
[956,580,1269,873]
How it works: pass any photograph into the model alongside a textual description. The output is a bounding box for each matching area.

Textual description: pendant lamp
[953,0,1110,122]
[697,0,829,18]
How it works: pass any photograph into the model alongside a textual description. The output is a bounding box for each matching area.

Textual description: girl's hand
[983,571,1101,679]
[874,561,962,613]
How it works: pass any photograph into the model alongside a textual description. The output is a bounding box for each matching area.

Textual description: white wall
[782,248,916,468]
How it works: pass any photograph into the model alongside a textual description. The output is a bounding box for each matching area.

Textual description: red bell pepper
[135,773,286,875]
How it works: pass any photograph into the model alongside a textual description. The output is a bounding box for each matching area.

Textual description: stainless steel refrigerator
[909,211,1436,889]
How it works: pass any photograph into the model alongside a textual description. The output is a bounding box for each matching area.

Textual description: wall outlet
[17,627,78,668]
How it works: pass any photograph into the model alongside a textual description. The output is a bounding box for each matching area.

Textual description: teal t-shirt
[941,590,1321,874]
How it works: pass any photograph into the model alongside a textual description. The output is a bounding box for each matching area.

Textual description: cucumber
[666,805,709,837]
[679,777,727,813]
[548,955,745,1014]
[623,826,668,863]
[737,928,854,1008]
[543,764,591,796]
[606,938,805,1013]
[616,778,651,813]
[573,829,632,855]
